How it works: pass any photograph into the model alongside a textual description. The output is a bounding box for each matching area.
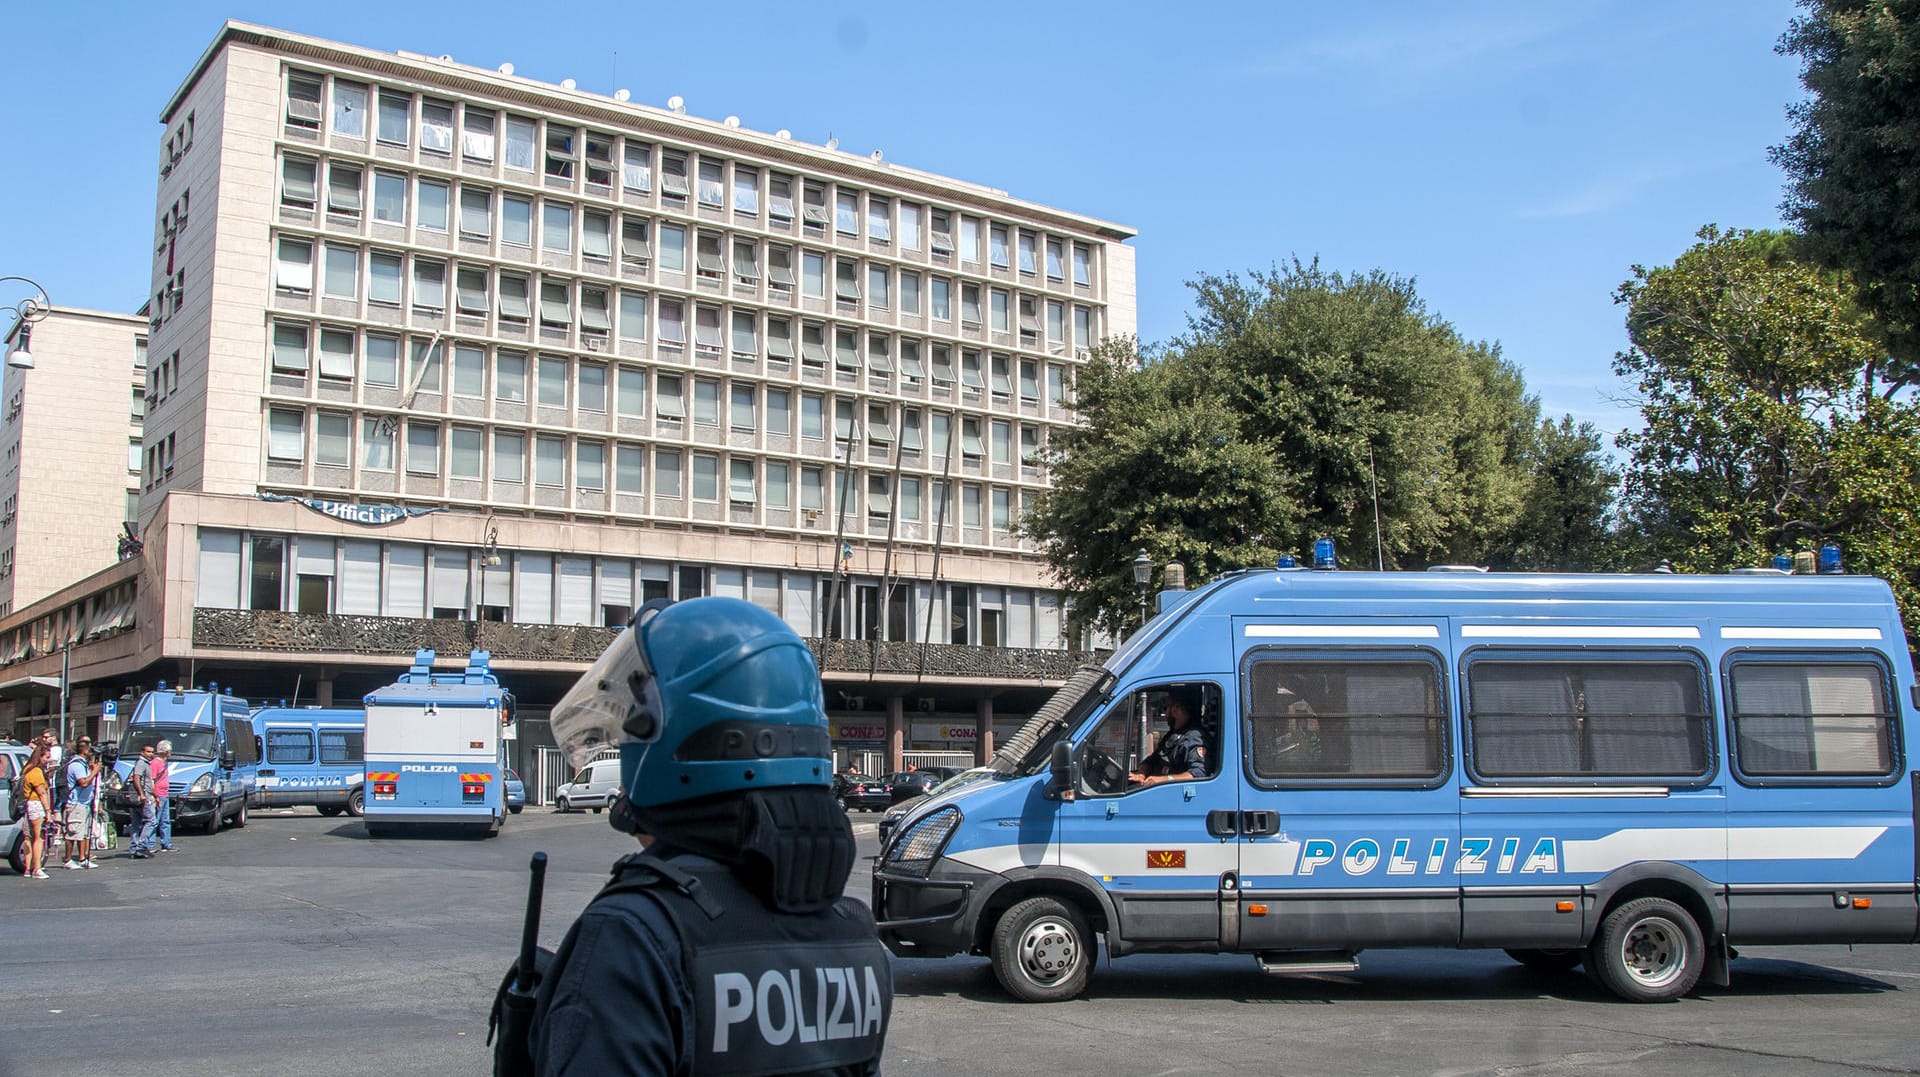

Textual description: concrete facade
[0,307,145,616]
[0,21,1135,769]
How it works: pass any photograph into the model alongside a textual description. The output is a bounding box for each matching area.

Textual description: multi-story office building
[0,22,1136,771]
[0,307,146,618]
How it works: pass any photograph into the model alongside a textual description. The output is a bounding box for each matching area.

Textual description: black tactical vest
[597,854,892,1076]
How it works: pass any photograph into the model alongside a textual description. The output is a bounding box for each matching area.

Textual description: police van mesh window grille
[1248,660,1444,780]
[1730,662,1893,777]
[320,731,364,765]
[1466,660,1709,778]
[266,730,315,765]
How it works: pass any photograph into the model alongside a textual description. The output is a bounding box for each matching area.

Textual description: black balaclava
[628,786,856,915]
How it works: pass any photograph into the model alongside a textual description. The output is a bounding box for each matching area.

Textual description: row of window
[263,408,1034,526]
[286,71,1102,285]
[264,320,1075,414]
[200,529,1067,649]
[1228,653,1897,785]
[279,153,1097,300]
[272,229,1101,354]
[263,729,362,766]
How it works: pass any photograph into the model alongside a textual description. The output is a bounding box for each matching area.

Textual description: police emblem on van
[1146,850,1186,869]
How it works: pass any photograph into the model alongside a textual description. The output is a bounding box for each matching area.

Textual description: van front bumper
[872,860,1000,958]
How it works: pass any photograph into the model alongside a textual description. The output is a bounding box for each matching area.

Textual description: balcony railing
[192,608,1096,680]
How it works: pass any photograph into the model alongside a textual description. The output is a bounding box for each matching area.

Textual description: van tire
[1506,948,1583,973]
[317,805,344,817]
[230,803,247,829]
[991,897,1093,1003]
[557,797,571,814]
[1589,897,1704,1002]
[7,838,25,876]
[201,811,221,835]
[346,788,365,817]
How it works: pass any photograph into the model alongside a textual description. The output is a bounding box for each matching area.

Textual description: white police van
[251,707,366,816]
[873,561,1920,1003]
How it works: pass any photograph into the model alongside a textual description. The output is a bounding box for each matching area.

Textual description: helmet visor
[549,616,660,771]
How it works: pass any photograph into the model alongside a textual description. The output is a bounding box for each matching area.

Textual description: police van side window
[320,730,364,765]
[1465,653,1711,781]
[1079,683,1221,795]
[1728,658,1897,781]
[1246,656,1446,782]
[266,729,315,765]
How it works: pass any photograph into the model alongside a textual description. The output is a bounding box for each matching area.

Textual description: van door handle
[1206,810,1239,837]
[1239,810,1279,837]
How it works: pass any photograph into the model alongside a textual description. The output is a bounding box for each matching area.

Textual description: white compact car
[554,758,623,814]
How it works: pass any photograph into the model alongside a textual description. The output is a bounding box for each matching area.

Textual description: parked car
[555,757,622,813]
[504,769,525,814]
[886,766,964,804]
[879,767,995,843]
[1,740,25,874]
[835,772,890,812]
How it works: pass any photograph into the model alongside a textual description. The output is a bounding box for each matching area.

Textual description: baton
[515,851,548,994]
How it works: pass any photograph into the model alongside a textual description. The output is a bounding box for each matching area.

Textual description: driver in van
[1130,692,1210,787]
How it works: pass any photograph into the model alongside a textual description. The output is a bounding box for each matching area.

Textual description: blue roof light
[1819,542,1843,575]
[1312,537,1337,570]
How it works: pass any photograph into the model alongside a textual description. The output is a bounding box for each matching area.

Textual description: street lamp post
[3,276,52,370]
[477,516,502,648]
[1132,548,1153,629]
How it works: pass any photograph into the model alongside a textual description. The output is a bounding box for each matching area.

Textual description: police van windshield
[119,726,218,762]
[1005,666,1114,777]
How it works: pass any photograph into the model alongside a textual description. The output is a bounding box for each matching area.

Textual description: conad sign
[831,721,888,742]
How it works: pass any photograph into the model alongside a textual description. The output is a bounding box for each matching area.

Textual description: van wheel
[1589,897,1704,1002]
[556,797,571,814]
[1506,948,1583,973]
[230,803,247,829]
[201,811,221,835]
[317,805,344,817]
[346,788,365,817]
[991,897,1093,1002]
[7,839,25,876]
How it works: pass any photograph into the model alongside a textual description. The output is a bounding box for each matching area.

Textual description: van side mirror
[1044,741,1079,801]
[221,749,236,770]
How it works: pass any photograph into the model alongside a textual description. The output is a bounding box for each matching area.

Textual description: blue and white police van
[361,649,512,837]
[874,561,1920,1003]
[111,684,260,834]
[251,707,367,816]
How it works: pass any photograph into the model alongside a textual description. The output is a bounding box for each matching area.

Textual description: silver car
[554,758,623,814]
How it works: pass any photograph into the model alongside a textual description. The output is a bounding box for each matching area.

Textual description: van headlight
[190,774,213,795]
[883,807,960,878]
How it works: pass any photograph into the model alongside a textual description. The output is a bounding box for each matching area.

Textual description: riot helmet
[549,597,832,811]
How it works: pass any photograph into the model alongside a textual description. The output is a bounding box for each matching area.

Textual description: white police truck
[874,561,1920,1003]
[362,649,512,838]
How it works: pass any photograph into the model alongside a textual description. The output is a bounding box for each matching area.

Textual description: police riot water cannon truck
[110,683,261,834]
[362,649,514,838]
[873,545,1920,1004]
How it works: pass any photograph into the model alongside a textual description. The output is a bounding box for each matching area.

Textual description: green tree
[1613,225,1920,637]
[1484,416,1620,571]
[1025,262,1608,636]
[1772,1,1920,377]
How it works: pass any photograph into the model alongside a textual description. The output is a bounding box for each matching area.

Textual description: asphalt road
[6,809,1920,1076]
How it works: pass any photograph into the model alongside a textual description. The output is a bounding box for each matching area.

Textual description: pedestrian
[62,736,101,869]
[126,744,157,859]
[38,729,65,866]
[493,597,891,1076]
[151,740,174,852]
[19,745,51,879]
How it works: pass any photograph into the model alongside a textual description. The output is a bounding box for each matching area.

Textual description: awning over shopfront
[0,675,62,702]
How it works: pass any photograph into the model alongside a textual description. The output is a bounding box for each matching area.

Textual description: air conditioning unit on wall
[916,698,936,713]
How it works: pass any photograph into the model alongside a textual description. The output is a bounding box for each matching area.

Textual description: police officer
[1131,692,1209,786]
[497,597,891,1076]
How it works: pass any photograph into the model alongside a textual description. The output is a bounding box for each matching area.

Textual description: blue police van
[362,649,512,837]
[251,707,367,816]
[873,563,1920,1003]
[111,684,260,834]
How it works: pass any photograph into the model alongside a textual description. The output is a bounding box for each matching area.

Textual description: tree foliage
[1772,0,1920,378]
[1024,262,1617,636]
[1613,225,1920,638]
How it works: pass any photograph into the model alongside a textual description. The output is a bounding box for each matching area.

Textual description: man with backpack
[62,736,101,869]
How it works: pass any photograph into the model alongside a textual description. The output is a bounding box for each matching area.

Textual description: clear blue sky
[1,1,1803,441]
